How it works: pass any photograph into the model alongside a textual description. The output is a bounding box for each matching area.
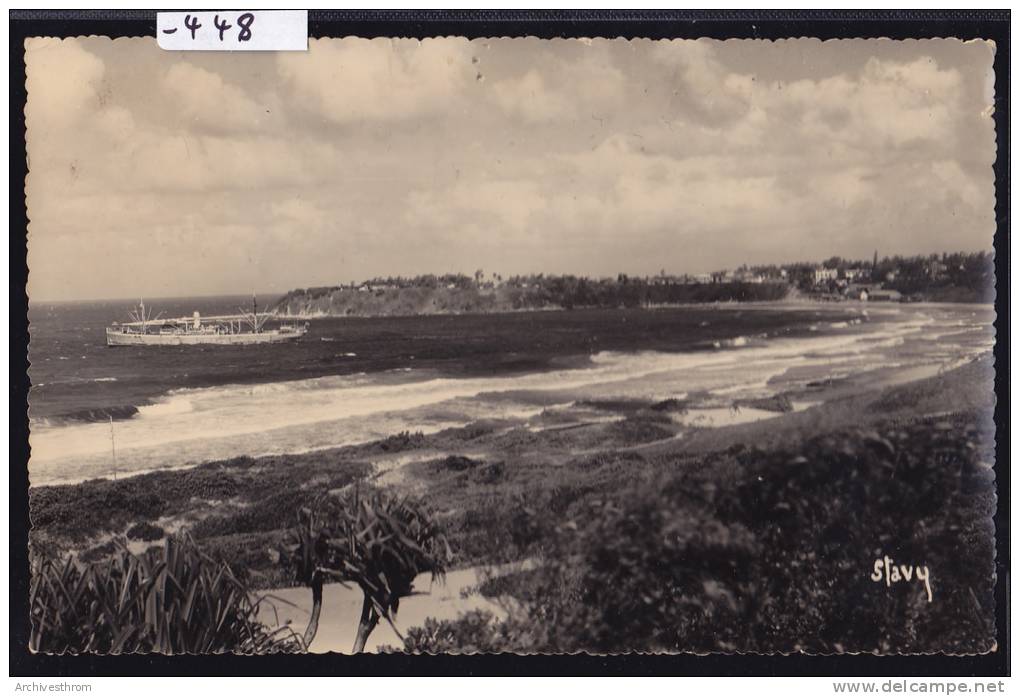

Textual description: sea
[27,296,995,486]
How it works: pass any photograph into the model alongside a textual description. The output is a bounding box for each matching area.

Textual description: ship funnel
[193,311,201,329]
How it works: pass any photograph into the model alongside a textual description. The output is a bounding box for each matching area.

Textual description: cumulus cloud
[489,70,575,123]
[25,37,105,133]
[278,37,477,124]
[163,62,268,131]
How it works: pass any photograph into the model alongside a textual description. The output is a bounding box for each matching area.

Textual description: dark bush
[398,610,534,654]
[125,521,165,542]
[377,430,426,452]
[607,415,676,445]
[733,394,793,413]
[78,538,122,564]
[423,455,484,474]
[471,461,506,485]
[650,398,689,413]
[191,487,322,539]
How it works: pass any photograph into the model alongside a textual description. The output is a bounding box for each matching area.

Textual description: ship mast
[128,299,156,333]
[237,293,267,334]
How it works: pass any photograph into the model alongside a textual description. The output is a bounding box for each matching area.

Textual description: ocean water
[27,298,994,485]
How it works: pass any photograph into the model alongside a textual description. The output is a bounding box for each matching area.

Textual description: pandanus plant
[30,535,303,654]
[281,488,450,653]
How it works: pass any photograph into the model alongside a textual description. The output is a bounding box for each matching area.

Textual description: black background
[9,9,1010,677]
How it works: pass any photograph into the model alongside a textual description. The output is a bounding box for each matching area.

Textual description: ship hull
[106,328,306,346]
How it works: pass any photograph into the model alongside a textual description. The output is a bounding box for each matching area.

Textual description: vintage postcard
[24,35,997,656]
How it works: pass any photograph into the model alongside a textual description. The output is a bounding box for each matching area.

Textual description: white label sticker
[157,11,307,51]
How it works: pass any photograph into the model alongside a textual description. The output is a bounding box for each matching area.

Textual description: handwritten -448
[163,12,255,43]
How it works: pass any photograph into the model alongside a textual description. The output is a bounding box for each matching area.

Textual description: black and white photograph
[20,28,1000,660]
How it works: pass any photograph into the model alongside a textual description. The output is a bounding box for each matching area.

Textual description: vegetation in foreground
[32,491,450,655]
[30,535,304,654]
[396,412,996,654]
[29,359,997,654]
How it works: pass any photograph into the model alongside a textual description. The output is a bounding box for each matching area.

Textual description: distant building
[732,270,765,284]
[925,261,948,279]
[843,268,865,282]
[813,267,839,284]
[846,284,902,302]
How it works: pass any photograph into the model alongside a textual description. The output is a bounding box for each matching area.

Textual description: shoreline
[273,298,995,321]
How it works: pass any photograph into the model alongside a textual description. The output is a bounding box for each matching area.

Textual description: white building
[813,267,839,283]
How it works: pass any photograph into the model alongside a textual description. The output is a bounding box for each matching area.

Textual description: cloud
[278,37,477,124]
[407,178,551,240]
[485,45,627,124]
[489,70,575,123]
[25,37,105,134]
[163,62,268,131]
[651,39,755,126]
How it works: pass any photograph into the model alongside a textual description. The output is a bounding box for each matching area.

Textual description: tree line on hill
[273,251,993,317]
[274,273,789,316]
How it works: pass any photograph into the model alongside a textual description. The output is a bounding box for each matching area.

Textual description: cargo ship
[106,298,309,346]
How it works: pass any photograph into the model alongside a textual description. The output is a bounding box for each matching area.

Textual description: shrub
[78,538,122,564]
[430,455,483,473]
[397,610,534,654]
[30,535,303,654]
[378,430,426,453]
[719,417,996,654]
[125,521,165,542]
[607,415,676,445]
[733,394,793,413]
[518,493,756,653]
[471,460,506,485]
[191,487,319,539]
[650,398,689,413]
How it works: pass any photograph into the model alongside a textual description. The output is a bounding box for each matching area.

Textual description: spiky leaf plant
[280,488,450,652]
[30,534,303,655]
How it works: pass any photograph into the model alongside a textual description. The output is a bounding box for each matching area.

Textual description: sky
[25,36,996,301]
